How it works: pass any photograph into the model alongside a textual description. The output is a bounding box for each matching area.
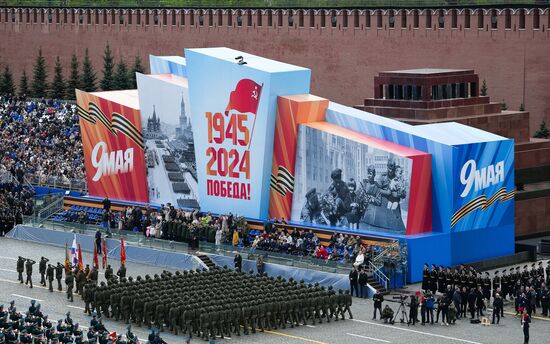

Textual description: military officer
[55,262,64,291]
[25,258,36,288]
[65,269,75,302]
[16,256,25,283]
[46,263,54,292]
[39,257,49,286]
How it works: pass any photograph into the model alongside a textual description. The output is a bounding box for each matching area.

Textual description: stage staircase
[195,253,218,270]
[367,275,389,295]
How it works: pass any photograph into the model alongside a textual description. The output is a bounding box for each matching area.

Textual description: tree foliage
[100,43,115,91]
[31,48,48,98]
[50,56,66,100]
[480,79,488,96]
[130,52,145,89]
[19,70,29,97]
[534,120,550,139]
[114,57,131,90]
[66,53,81,99]
[0,65,16,96]
[81,48,97,92]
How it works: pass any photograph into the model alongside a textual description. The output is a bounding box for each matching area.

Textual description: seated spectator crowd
[63,202,381,264]
[0,95,85,184]
[0,174,34,235]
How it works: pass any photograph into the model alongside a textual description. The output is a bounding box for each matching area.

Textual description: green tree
[31,48,48,98]
[534,120,550,139]
[480,79,488,96]
[81,48,97,92]
[0,65,16,96]
[19,70,29,97]
[500,100,508,111]
[50,56,66,100]
[66,53,81,99]
[100,43,115,91]
[130,52,145,89]
[114,57,131,90]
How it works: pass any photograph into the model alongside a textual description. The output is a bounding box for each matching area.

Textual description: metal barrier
[23,194,64,226]
[0,1,545,8]
[26,174,87,193]
[369,261,389,290]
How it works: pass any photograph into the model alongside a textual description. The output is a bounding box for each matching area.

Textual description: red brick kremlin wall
[1,7,549,133]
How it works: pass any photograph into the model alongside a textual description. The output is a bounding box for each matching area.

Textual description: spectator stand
[31,194,406,290]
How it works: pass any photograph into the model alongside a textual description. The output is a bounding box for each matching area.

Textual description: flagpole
[247,83,263,151]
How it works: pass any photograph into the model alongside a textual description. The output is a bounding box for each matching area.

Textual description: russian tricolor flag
[70,235,78,268]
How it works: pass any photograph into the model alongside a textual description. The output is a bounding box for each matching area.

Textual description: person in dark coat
[372,291,384,320]
[467,288,477,319]
[349,267,359,297]
[358,268,368,298]
[234,253,242,272]
[492,293,503,324]
[95,230,102,254]
[421,264,430,292]
[521,310,531,344]
[475,286,485,317]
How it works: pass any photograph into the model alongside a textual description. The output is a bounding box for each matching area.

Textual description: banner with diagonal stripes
[270,165,295,196]
[451,187,515,227]
[78,102,145,150]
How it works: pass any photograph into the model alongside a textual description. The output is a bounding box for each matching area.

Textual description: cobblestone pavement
[1,237,549,344]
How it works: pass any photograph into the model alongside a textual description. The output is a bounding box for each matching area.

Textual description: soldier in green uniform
[76,268,86,295]
[117,264,127,279]
[110,287,121,321]
[120,292,132,324]
[337,290,346,320]
[199,307,210,341]
[46,263,54,292]
[55,262,64,291]
[343,290,353,319]
[133,293,144,327]
[93,284,103,318]
[16,256,25,283]
[39,257,49,286]
[25,258,36,288]
[105,265,114,281]
[101,283,111,318]
[83,283,92,315]
[65,269,74,302]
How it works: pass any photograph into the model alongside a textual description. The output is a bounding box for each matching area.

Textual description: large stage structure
[75,47,515,282]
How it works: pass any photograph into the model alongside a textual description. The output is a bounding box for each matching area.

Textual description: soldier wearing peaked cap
[39,257,49,286]
[16,256,25,283]
[492,270,501,298]
[437,265,446,293]
[429,264,438,294]
[522,265,530,286]
[55,262,64,291]
[482,272,491,301]
[46,263,54,292]
[25,258,35,288]
[421,263,430,291]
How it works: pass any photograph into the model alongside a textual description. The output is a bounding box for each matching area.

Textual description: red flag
[77,244,84,271]
[225,78,263,116]
[64,242,71,272]
[120,238,126,266]
[102,239,107,269]
[93,244,99,269]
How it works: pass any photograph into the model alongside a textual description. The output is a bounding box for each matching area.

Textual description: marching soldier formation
[83,267,352,341]
[420,261,550,322]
